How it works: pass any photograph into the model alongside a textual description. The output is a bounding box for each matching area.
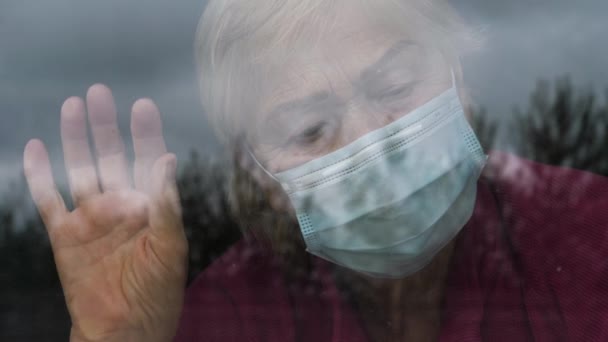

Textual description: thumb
[149,153,182,232]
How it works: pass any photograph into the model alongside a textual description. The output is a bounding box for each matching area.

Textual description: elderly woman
[22,0,608,341]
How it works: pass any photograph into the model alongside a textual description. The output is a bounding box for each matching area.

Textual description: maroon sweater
[174,152,608,341]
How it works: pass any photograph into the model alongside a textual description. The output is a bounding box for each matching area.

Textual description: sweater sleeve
[441,152,608,342]
[488,152,608,341]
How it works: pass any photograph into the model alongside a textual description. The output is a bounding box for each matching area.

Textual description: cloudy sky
[0,0,607,195]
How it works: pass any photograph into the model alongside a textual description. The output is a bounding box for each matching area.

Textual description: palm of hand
[23,85,187,342]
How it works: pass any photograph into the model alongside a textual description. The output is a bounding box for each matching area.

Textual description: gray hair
[195,0,480,144]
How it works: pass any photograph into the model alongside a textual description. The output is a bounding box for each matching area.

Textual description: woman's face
[247,5,453,173]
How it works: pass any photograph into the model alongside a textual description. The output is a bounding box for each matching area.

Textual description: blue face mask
[255,79,486,278]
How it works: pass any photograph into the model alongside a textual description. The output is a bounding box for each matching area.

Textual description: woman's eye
[292,122,329,146]
[376,84,414,102]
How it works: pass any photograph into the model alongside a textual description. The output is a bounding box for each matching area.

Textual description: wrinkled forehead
[258,35,400,115]
[253,5,440,126]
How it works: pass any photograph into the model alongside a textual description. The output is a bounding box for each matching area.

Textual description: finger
[148,154,182,234]
[131,98,167,192]
[23,139,67,228]
[86,84,131,191]
[60,97,101,206]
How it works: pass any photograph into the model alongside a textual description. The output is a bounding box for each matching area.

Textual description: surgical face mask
[250,77,487,278]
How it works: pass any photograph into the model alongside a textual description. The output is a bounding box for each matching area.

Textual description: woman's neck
[334,241,456,342]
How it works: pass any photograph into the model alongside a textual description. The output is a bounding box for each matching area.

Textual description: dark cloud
[458,0,608,111]
[1,0,204,77]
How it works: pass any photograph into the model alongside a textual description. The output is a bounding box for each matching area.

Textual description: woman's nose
[340,103,388,145]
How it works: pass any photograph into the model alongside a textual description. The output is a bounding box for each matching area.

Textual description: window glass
[2,1,607,341]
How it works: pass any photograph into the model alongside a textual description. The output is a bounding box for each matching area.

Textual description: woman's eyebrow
[359,39,420,82]
[268,91,330,118]
[265,91,342,126]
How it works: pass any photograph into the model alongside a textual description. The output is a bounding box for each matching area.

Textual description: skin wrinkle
[264,39,421,132]
[252,11,398,136]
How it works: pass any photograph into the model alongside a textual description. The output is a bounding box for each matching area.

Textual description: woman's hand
[23,85,188,342]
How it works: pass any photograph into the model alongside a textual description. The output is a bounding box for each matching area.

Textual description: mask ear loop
[450,68,457,89]
[245,144,281,183]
